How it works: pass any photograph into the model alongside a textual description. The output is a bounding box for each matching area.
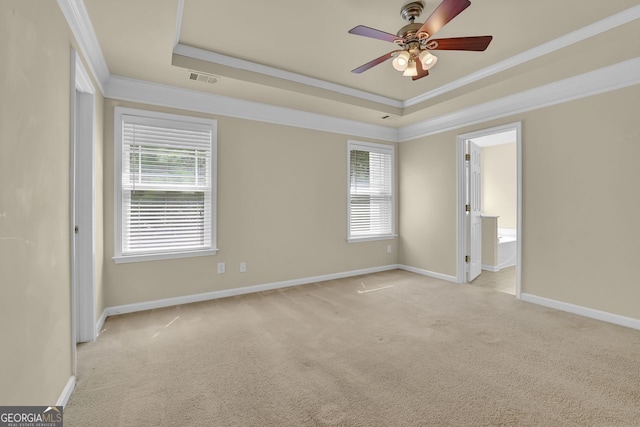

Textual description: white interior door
[468,141,482,281]
[457,122,521,295]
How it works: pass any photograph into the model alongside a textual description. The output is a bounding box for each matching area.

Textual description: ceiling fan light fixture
[347,0,493,80]
[392,51,411,71]
[419,51,438,70]
[402,59,418,77]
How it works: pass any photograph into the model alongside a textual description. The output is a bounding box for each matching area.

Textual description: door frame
[467,140,482,282]
[70,48,97,368]
[456,121,523,298]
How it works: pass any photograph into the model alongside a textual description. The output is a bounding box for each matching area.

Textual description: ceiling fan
[348,0,493,80]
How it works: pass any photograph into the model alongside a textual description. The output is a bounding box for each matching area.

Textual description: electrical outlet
[240,262,246,273]
[387,245,392,254]
[217,262,225,274]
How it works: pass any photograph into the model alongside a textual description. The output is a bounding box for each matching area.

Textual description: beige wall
[399,85,640,320]
[0,1,104,404]
[522,86,639,319]
[481,143,517,229]
[398,135,457,277]
[103,100,398,307]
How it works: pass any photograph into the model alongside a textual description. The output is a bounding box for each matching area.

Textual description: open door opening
[70,49,97,378]
[457,122,522,298]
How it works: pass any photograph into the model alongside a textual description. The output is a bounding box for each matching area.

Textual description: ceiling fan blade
[429,36,493,51]
[412,60,430,81]
[418,0,471,38]
[351,51,396,74]
[348,25,400,43]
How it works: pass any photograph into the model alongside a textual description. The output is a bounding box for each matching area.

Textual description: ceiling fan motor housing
[397,2,429,41]
[400,1,425,22]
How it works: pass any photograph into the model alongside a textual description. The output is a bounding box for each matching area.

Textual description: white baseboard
[57,375,75,408]
[482,264,500,272]
[520,293,640,331]
[498,261,516,270]
[397,265,458,283]
[105,265,399,317]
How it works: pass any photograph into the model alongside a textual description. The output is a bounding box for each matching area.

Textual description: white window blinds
[348,141,394,241]
[118,112,216,258]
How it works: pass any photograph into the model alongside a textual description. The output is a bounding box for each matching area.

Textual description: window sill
[113,248,218,264]
[347,235,397,243]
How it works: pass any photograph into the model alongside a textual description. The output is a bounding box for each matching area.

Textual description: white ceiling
[82,0,640,127]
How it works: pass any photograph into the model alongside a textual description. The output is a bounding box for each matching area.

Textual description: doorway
[70,48,97,366]
[456,122,522,298]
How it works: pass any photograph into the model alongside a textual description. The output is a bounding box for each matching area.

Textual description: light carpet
[65,269,640,426]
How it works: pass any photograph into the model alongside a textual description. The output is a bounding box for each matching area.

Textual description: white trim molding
[58,0,640,142]
[174,44,403,109]
[56,0,109,93]
[404,5,640,108]
[104,57,640,145]
[172,6,640,112]
[104,265,399,317]
[173,0,404,108]
[174,0,185,47]
[112,248,219,264]
[57,376,76,408]
[59,0,640,129]
[398,265,458,283]
[400,57,640,142]
[74,54,94,94]
[71,49,98,344]
[96,269,640,334]
[521,293,640,331]
[481,265,500,273]
[105,76,399,142]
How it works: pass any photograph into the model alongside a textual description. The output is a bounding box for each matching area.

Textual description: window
[348,141,395,242]
[114,107,217,263]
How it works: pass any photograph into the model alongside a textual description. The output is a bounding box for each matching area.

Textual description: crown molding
[104,76,399,142]
[173,0,397,114]
[172,6,640,111]
[398,57,640,142]
[173,44,404,110]
[404,5,640,108]
[174,0,185,47]
[105,57,640,144]
[56,0,109,94]
[58,1,640,143]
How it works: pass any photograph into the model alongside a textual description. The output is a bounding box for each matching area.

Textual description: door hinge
[465,153,471,161]
[74,226,79,234]
[465,255,470,263]
[465,204,471,212]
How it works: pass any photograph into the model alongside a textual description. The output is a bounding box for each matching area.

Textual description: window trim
[347,140,396,243]
[113,107,218,264]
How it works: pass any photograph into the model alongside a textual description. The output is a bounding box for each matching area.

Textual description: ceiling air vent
[188,70,219,84]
